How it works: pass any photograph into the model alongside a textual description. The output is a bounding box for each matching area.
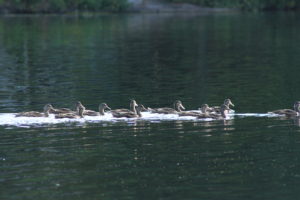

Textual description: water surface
[1,13,300,200]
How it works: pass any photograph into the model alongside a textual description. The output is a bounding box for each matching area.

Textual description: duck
[99,103,111,116]
[268,101,300,117]
[209,99,234,113]
[74,101,101,116]
[15,104,53,117]
[197,104,230,120]
[55,101,85,119]
[148,100,185,114]
[111,104,145,118]
[112,99,138,113]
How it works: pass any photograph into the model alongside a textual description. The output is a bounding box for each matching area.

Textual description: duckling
[74,101,100,116]
[112,100,138,113]
[268,101,300,117]
[197,104,230,120]
[99,103,111,116]
[55,101,85,119]
[112,104,144,118]
[15,104,53,117]
[210,99,234,113]
[148,100,185,114]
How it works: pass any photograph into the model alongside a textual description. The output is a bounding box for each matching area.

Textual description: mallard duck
[148,100,185,114]
[111,104,144,118]
[15,104,53,117]
[74,101,100,116]
[197,104,230,119]
[99,103,111,116]
[112,100,138,113]
[209,99,234,113]
[268,101,300,117]
[55,101,85,119]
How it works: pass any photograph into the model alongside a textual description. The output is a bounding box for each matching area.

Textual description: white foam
[234,113,280,117]
[0,112,229,127]
[0,111,279,127]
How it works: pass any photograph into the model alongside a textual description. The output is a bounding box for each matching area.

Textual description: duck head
[200,104,209,114]
[294,101,300,112]
[224,99,234,107]
[220,104,230,118]
[99,103,111,116]
[130,99,138,112]
[43,104,54,117]
[136,104,145,117]
[76,101,85,118]
[174,100,185,112]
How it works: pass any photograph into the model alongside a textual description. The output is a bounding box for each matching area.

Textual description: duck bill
[180,104,185,110]
[229,101,235,107]
[106,106,111,110]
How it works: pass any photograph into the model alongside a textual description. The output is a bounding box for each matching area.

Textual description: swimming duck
[99,103,111,116]
[111,104,144,118]
[74,101,100,116]
[15,104,53,117]
[268,101,300,117]
[197,104,230,119]
[209,99,234,113]
[55,101,85,119]
[112,100,138,113]
[148,100,185,114]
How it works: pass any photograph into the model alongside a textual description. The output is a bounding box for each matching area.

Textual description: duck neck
[220,108,228,118]
[175,104,181,112]
[44,110,49,117]
[136,108,142,117]
[294,104,300,113]
[99,106,105,116]
[130,102,136,113]
[201,107,208,114]
[78,106,85,118]
[132,105,137,114]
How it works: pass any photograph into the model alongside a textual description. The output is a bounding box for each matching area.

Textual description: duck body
[269,102,300,117]
[179,104,209,117]
[15,104,53,117]
[49,107,73,114]
[55,102,85,119]
[149,100,185,114]
[55,113,80,119]
[112,104,144,118]
[83,109,99,116]
[179,111,202,117]
[15,111,45,117]
[111,111,139,118]
[111,100,138,113]
[197,104,230,120]
[149,107,178,114]
[269,109,298,116]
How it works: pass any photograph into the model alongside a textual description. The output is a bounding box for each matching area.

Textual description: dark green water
[1,13,300,200]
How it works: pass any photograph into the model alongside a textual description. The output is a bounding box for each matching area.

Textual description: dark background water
[1,13,300,200]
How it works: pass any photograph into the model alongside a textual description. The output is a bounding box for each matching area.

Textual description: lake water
[1,12,300,200]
